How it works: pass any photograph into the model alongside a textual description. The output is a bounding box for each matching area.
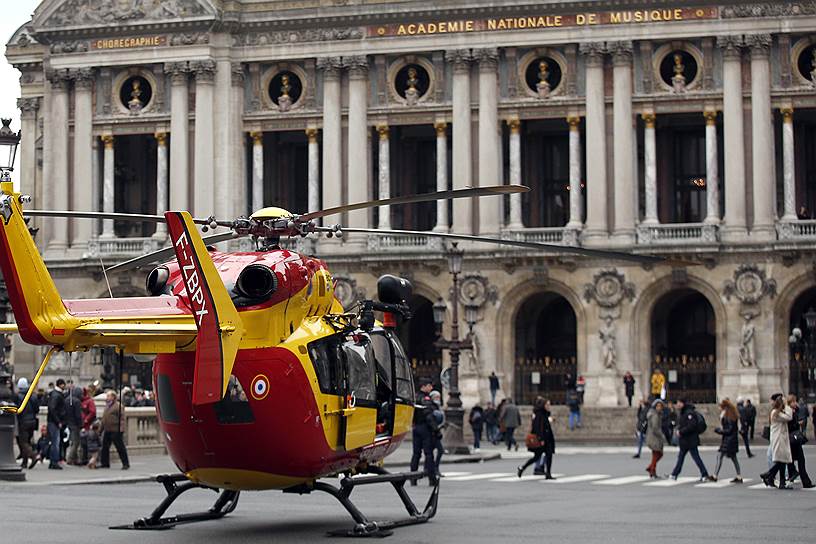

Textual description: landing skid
[110,473,239,531]
[285,467,440,538]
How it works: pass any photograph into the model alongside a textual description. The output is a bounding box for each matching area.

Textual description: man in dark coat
[409,379,438,486]
[623,372,636,407]
[46,379,67,469]
[736,398,754,458]
[15,378,39,469]
[64,384,83,464]
[488,372,500,405]
[500,398,522,451]
[669,399,710,481]
[744,398,757,440]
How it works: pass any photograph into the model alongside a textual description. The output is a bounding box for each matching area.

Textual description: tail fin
[165,211,244,405]
[0,182,79,345]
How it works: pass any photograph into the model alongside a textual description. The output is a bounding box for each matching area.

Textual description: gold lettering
[623,11,632,22]
[416,23,426,34]
[497,19,506,30]
[466,20,474,31]
[439,22,448,32]
[487,19,497,30]
[675,8,683,20]
[588,13,598,24]
[554,15,562,26]
[450,21,461,32]
[397,24,407,35]
[634,11,643,22]
[407,24,416,34]
[650,10,662,21]
[611,12,622,23]
[427,23,437,33]
[576,14,585,25]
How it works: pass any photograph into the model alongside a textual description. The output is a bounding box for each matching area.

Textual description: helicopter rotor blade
[24,210,233,228]
[106,231,239,273]
[339,227,671,265]
[299,185,529,222]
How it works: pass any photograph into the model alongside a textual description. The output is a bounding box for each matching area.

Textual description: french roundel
[251,374,270,401]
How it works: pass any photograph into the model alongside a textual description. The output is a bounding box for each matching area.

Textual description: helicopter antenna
[99,257,113,298]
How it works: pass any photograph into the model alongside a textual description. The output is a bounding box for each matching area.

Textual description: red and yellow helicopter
[0,179,659,536]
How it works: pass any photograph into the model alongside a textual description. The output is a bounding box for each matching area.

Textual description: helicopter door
[341,337,378,450]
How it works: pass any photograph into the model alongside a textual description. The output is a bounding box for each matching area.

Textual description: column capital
[231,62,245,86]
[317,56,343,81]
[445,49,473,73]
[781,107,794,123]
[507,118,521,133]
[641,113,656,128]
[579,42,606,67]
[474,47,499,71]
[154,132,168,146]
[567,115,581,130]
[376,124,389,140]
[191,60,216,84]
[305,128,318,143]
[609,41,633,65]
[46,68,71,91]
[17,97,40,119]
[71,67,95,90]
[250,131,263,145]
[164,61,189,84]
[101,134,114,149]
[704,110,718,125]
[434,121,447,136]
[717,35,744,60]
[343,55,369,79]
[746,33,772,58]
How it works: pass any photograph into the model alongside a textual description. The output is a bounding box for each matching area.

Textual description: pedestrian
[645,398,665,478]
[14,377,39,469]
[623,371,636,407]
[575,375,586,405]
[517,397,556,479]
[710,398,743,483]
[668,398,711,481]
[429,390,445,470]
[469,404,484,451]
[564,373,576,391]
[744,398,757,440]
[736,398,754,458]
[484,402,499,445]
[499,398,521,451]
[786,395,813,488]
[488,372,500,405]
[760,394,793,489]
[633,399,649,459]
[496,398,508,444]
[46,378,67,470]
[80,387,96,464]
[812,404,816,439]
[797,398,809,434]
[86,421,102,469]
[661,401,676,445]
[409,379,438,487]
[650,368,666,400]
[64,383,83,465]
[566,388,581,430]
[32,424,51,468]
[99,391,130,470]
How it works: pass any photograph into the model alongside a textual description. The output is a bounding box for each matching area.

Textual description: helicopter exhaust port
[235,264,278,300]
[145,266,171,296]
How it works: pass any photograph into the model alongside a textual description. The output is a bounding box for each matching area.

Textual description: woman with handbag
[709,398,742,483]
[786,395,813,488]
[645,399,665,478]
[517,397,556,479]
[760,394,794,489]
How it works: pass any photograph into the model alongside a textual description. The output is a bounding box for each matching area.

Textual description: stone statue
[278,74,292,112]
[738,313,756,368]
[127,79,144,113]
[810,49,816,87]
[536,60,551,98]
[404,66,420,106]
[671,52,686,93]
[599,316,617,370]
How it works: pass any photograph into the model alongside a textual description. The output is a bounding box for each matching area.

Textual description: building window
[112,69,158,115]
[521,120,570,227]
[268,70,302,112]
[523,56,562,99]
[652,43,703,93]
[388,56,435,106]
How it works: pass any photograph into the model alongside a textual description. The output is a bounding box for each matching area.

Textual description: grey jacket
[500,402,521,428]
[646,408,665,452]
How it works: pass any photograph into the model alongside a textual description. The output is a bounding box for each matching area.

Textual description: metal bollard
[0,409,25,481]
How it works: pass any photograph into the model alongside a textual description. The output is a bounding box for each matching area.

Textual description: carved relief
[238,28,363,46]
[583,269,636,313]
[722,265,777,305]
[458,275,498,309]
[722,3,816,17]
[333,277,365,310]
[43,0,209,27]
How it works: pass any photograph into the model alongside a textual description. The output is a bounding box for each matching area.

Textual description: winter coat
[86,429,102,454]
[623,375,635,397]
[500,402,521,428]
[81,396,97,430]
[64,387,83,427]
[530,406,555,454]
[646,408,664,452]
[716,414,739,457]
[101,401,126,433]
[469,407,484,431]
[769,406,793,464]
[47,388,66,425]
[484,407,498,426]
[676,404,701,450]
[15,391,39,428]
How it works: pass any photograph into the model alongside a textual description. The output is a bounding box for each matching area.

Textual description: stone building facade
[6,0,816,407]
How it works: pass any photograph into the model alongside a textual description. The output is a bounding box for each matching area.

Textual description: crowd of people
[12,378,132,471]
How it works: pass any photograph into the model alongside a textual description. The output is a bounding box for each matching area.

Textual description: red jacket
[81,395,97,430]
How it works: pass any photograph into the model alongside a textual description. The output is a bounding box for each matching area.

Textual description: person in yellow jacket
[650,369,666,400]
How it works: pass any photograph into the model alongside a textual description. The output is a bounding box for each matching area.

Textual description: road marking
[547,474,610,484]
[440,472,472,477]
[643,476,697,487]
[490,473,564,482]
[694,478,753,488]
[444,472,509,481]
[748,483,772,489]
[593,475,652,486]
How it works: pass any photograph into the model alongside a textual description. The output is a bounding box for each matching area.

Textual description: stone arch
[630,274,727,400]
[494,278,586,403]
[397,279,444,390]
[773,271,816,393]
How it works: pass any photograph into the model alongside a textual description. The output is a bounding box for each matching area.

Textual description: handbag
[791,429,809,447]
[525,433,543,449]
[761,425,771,441]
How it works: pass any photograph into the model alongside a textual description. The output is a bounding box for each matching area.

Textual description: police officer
[410,378,439,486]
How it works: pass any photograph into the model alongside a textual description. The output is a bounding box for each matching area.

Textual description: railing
[636,222,718,245]
[502,227,580,246]
[86,236,163,258]
[367,234,442,251]
[652,354,716,404]
[777,219,816,240]
[514,356,577,405]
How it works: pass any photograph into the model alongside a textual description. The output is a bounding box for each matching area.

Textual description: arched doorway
[397,295,443,393]
[788,287,816,401]
[651,289,716,403]
[514,292,577,405]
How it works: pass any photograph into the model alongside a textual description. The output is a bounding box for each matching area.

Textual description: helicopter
[0,179,662,537]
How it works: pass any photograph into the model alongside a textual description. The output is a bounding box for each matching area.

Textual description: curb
[385,452,501,468]
[4,475,157,487]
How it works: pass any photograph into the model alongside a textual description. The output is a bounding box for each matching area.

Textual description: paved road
[2,446,814,543]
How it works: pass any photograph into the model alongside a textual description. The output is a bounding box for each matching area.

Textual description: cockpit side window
[386,330,415,401]
[213,376,254,424]
[370,332,394,390]
[308,335,344,395]
[343,338,377,404]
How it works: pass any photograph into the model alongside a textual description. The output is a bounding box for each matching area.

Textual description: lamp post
[788,327,802,399]
[432,243,475,454]
[0,118,22,481]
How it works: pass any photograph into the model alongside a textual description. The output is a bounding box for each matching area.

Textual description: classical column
[346,55,369,228]
[704,110,721,224]
[230,64,247,218]
[781,107,797,221]
[376,125,391,230]
[101,135,115,238]
[16,98,39,198]
[318,57,342,225]
[47,69,70,251]
[611,42,636,243]
[507,119,523,229]
[213,59,232,222]
[748,34,775,239]
[154,132,169,239]
[250,131,264,212]
[71,68,94,250]
[642,113,658,225]
[718,36,748,240]
[447,49,473,235]
[476,48,501,236]
[434,121,449,232]
[580,43,608,243]
[192,60,216,217]
[165,62,189,212]
[567,116,584,228]
[306,128,320,213]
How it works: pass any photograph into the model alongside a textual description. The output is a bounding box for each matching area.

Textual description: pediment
[34,0,218,29]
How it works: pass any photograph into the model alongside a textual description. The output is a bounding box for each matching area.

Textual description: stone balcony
[636,222,719,246]
[366,233,443,252]
[502,227,580,246]
[776,219,816,240]
[86,235,163,259]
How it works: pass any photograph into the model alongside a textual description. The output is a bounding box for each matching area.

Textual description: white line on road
[694,478,753,488]
[592,475,652,486]
[444,472,510,481]
[440,472,473,477]
[490,473,565,482]
[546,474,610,484]
[643,476,698,487]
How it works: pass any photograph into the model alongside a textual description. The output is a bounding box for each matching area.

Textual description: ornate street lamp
[433,243,472,454]
[0,118,20,183]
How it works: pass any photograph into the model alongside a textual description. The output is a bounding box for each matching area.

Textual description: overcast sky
[0,1,40,182]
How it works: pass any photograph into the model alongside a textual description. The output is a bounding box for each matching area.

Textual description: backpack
[694,411,707,434]
[637,412,648,434]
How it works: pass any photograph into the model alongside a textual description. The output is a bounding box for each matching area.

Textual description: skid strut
[285,467,440,537]
[110,473,240,531]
